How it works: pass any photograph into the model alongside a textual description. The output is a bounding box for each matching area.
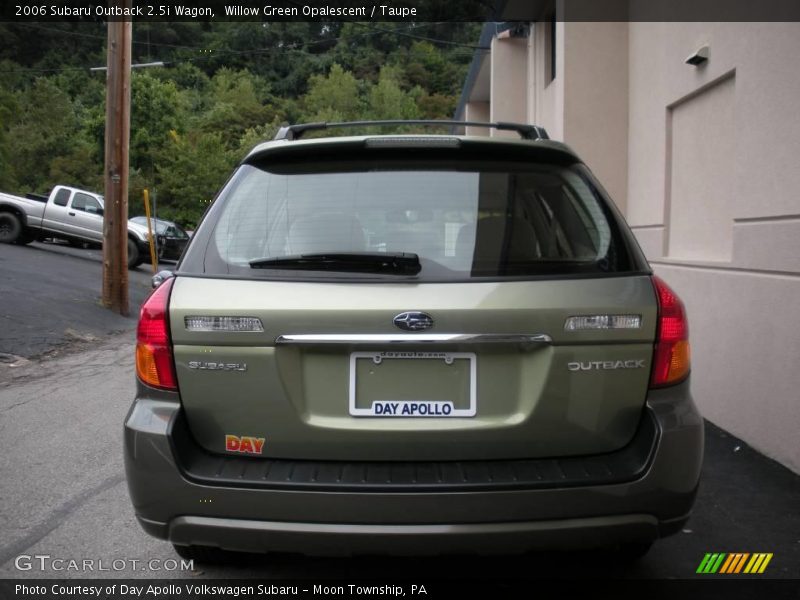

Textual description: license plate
[349,351,476,417]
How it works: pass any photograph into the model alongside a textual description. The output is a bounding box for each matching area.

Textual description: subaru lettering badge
[393,311,434,331]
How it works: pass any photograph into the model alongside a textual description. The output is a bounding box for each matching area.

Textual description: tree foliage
[155,130,236,225]
[302,63,363,122]
[0,21,480,226]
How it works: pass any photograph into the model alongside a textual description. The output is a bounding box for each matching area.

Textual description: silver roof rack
[273,120,549,141]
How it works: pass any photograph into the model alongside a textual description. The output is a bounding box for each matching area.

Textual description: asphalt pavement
[0,241,798,583]
[0,240,156,363]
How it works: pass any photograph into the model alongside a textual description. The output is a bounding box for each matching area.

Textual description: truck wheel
[127,238,141,269]
[0,212,22,244]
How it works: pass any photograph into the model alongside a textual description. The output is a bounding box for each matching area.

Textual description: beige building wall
[525,21,629,212]
[489,35,529,137]
[460,21,800,472]
[464,101,490,136]
[561,22,629,215]
[626,22,800,473]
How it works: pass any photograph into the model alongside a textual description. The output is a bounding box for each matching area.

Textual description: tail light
[136,277,177,390]
[650,275,690,387]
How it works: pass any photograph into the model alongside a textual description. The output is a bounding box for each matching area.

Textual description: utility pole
[102,2,132,316]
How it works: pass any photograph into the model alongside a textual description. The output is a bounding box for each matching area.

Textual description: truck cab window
[85,198,102,215]
[53,189,70,207]
[72,193,101,214]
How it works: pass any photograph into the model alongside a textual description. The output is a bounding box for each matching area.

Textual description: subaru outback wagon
[124,120,703,561]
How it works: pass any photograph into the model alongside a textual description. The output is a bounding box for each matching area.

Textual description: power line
[0,22,480,76]
[0,65,97,74]
[271,2,488,50]
[11,22,202,51]
[169,22,481,69]
[9,20,469,60]
[165,21,459,63]
[349,22,490,50]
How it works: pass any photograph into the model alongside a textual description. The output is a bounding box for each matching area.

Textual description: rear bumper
[124,380,703,555]
[143,514,671,557]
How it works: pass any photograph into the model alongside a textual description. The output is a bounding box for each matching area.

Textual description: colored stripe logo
[696,553,773,574]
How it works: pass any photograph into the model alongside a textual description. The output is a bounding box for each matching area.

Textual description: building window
[544,14,556,84]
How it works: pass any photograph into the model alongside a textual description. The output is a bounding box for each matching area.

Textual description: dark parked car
[128,217,190,262]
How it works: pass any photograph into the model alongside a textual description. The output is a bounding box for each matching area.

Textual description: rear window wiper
[249,252,421,275]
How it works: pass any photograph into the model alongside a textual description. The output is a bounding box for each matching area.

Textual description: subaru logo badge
[393,311,434,332]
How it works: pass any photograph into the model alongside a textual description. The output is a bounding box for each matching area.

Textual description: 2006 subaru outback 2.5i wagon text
[124,120,703,561]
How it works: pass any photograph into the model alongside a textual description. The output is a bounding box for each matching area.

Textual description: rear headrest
[285,212,366,255]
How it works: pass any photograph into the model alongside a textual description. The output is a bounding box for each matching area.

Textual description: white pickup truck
[0,185,151,268]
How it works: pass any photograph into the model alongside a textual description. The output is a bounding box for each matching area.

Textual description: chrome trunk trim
[274,333,552,345]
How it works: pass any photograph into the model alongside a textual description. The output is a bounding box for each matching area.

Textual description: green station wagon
[124,120,703,561]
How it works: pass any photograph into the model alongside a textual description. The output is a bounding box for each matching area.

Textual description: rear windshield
[189,159,637,281]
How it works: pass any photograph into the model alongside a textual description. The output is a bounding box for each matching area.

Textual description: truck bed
[0,191,46,225]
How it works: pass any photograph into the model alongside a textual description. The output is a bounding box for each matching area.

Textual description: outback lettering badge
[188,361,247,371]
[568,359,646,371]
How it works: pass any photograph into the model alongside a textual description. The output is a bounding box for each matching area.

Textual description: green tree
[154,63,210,112]
[301,63,362,122]
[5,77,84,193]
[366,66,420,121]
[48,143,102,191]
[402,41,458,95]
[155,130,236,226]
[237,117,283,160]
[130,72,188,180]
[416,92,456,119]
[0,79,20,189]
[201,68,274,147]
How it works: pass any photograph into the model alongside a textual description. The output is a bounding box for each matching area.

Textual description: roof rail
[273,120,549,141]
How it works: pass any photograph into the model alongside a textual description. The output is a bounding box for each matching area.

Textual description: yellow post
[143,188,158,274]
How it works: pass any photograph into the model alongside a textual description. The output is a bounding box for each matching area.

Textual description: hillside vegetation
[0,21,480,225]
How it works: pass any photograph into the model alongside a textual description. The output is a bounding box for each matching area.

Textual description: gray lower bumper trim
[168,514,659,556]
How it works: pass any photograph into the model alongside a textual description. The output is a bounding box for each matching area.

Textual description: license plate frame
[348,351,477,418]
